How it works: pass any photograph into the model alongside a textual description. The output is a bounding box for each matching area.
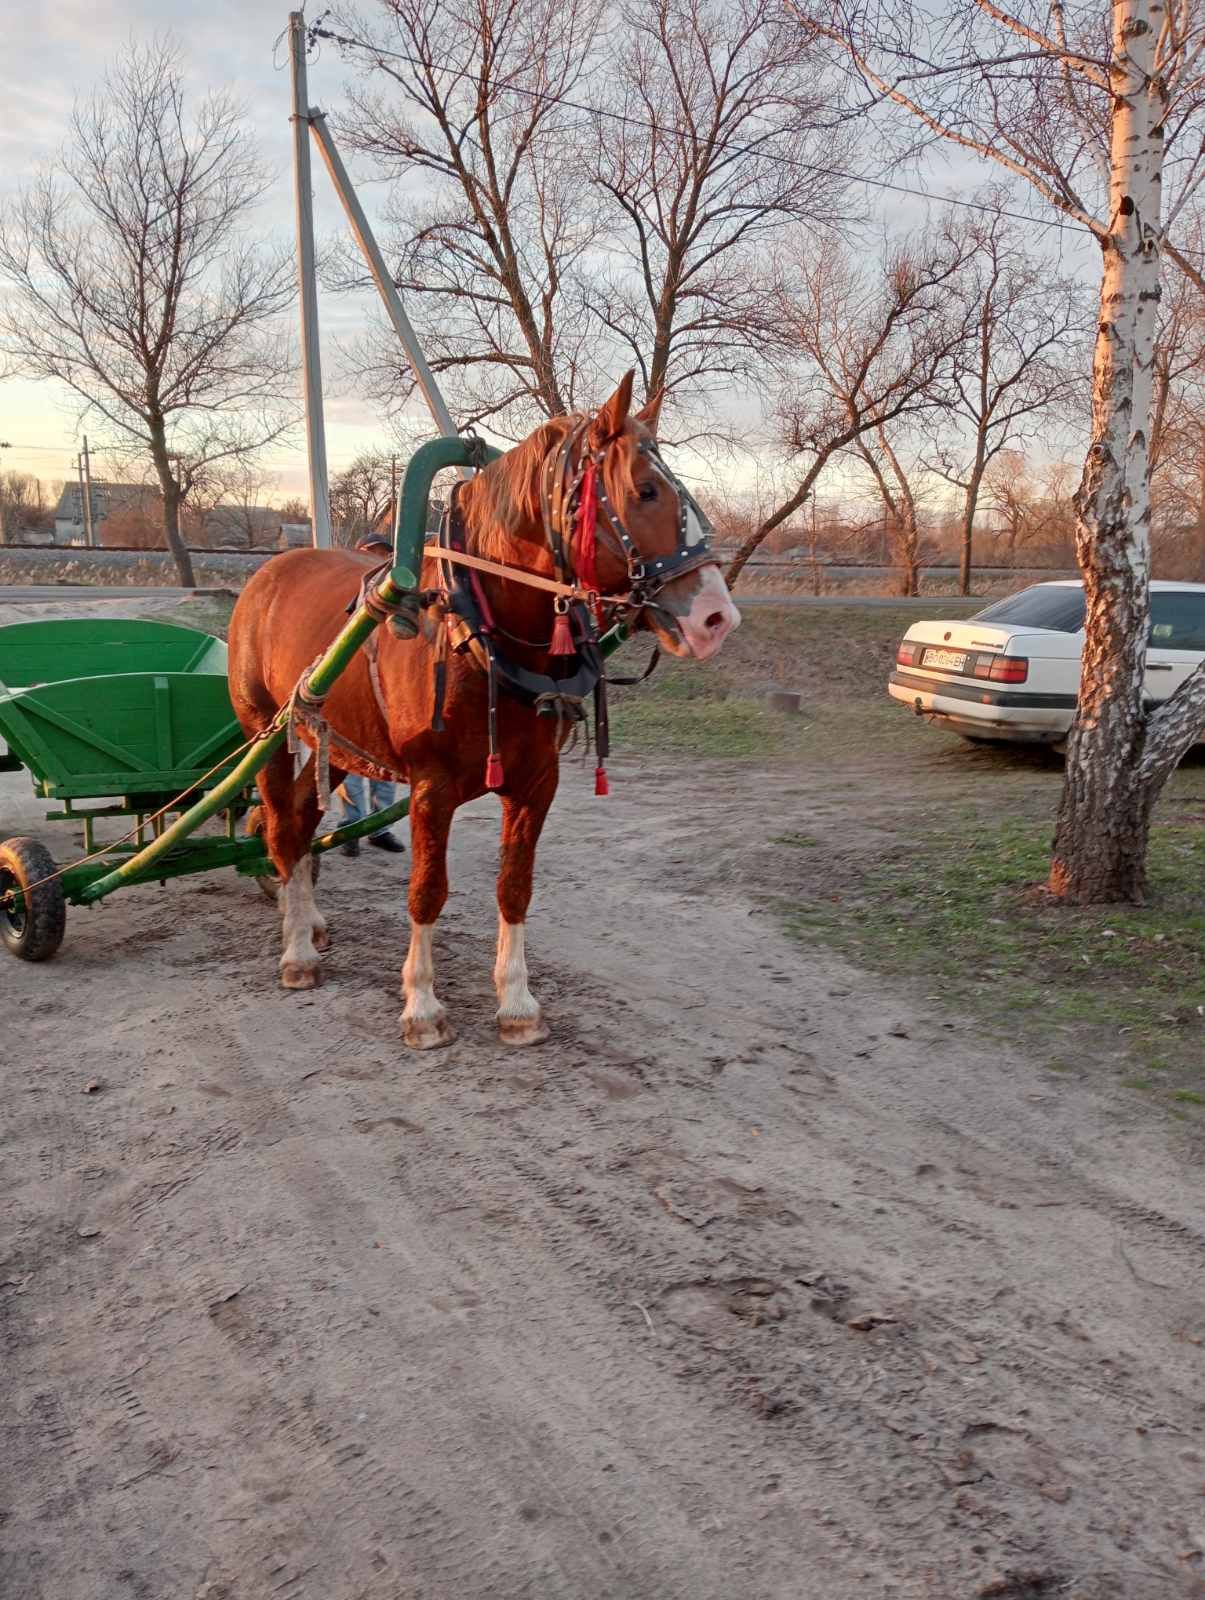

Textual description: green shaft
[393,435,501,588]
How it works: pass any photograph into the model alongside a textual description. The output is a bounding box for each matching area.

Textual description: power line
[308,23,1087,238]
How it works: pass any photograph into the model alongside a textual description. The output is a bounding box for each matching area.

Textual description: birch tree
[726,227,971,582]
[0,42,295,587]
[806,0,1205,903]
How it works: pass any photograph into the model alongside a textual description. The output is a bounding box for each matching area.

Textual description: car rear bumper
[888,670,1075,741]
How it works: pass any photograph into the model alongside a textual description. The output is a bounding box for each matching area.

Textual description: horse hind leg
[256,748,328,988]
[401,781,455,1049]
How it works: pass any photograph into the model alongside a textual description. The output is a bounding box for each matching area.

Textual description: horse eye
[638,481,658,502]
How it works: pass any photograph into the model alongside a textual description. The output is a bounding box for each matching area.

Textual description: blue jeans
[338,775,397,837]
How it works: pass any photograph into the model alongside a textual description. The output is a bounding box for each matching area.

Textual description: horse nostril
[705,611,726,632]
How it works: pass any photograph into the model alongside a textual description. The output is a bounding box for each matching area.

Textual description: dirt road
[3,606,1204,1600]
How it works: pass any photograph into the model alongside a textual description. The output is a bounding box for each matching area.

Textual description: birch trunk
[1047,0,1165,903]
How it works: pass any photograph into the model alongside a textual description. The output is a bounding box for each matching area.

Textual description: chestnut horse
[227,374,740,1048]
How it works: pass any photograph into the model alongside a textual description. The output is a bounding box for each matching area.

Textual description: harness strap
[422,542,600,605]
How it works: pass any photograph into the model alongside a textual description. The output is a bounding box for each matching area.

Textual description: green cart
[0,437,624,963]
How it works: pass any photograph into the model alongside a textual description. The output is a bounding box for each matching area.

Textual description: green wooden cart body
[0,618,245,802]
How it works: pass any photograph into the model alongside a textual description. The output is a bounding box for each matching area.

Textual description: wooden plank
[153,676,174,771]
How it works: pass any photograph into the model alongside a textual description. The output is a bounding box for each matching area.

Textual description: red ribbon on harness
[576,459,600,598]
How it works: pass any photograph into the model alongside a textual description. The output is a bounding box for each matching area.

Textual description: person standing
[339,532,405,859]
[337,773,404,857]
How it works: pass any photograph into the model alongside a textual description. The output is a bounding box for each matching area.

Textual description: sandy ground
[3,600,1205,1600]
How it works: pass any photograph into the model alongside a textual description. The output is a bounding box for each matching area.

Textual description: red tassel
[594,764,609,797]
[485,753,504,789]
[550,607,574,655]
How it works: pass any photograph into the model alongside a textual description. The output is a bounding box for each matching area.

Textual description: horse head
[573,371,741,661]
[471,371,741,661]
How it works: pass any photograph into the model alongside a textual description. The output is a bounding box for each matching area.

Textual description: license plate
[922,647,968,673]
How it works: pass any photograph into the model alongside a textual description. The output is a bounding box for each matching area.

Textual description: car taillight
[989,655,1029,683]
[896,639,923,666]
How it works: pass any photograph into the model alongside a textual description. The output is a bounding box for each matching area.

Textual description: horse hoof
[312,925,331,953]
[281,960,322,990]
[498,1015,550,1048]
[402,1012,456,1050]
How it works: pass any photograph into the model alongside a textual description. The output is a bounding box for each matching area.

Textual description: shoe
[340,839,361,859]
[368,832,406,854]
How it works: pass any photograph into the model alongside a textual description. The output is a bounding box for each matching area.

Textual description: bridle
[423,417,719,629]
[540,417,718,623]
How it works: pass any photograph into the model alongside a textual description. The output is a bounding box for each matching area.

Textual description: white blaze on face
[675,564,742,660]
[684,497,709,550]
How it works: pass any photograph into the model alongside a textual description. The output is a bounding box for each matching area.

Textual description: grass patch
[165,593,237,639]
[785,815,1205,1096]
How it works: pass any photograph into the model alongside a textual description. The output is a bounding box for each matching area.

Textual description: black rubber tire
[255,853,321,903]
[0,836,67,962]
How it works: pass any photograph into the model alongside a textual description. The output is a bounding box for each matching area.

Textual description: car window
[973,586,1086,632]
[1149,592,1205,650]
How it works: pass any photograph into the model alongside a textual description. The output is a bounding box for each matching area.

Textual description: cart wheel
[256,853,321,903]
[0,836,67,962]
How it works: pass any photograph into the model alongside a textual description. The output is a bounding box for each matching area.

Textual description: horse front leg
[401,781,456,1050]
[495,772,557,1047]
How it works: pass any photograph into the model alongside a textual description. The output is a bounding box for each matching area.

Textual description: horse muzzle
[649,562,741,661]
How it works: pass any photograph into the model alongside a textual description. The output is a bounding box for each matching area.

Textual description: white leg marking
[401,919,454,1049]
[495,917,549,1046]
[280,856,321,988]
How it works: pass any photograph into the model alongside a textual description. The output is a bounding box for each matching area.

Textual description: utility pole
[81,435,96,548]
[76,455,91,548]
[308,109,468,480]
[390,454,397,531]
[288,11,332,548]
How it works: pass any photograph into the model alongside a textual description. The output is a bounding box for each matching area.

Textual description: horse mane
[463,412,643,564]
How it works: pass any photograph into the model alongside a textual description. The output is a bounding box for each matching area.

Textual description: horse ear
[589,370,636,448]
[635,387,664,435]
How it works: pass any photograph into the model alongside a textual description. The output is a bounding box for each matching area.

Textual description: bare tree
[323,0,606,432]
[855,424,940,595]
[925,194,1085,593]
[0,42,295,586]
[329,450,399,546]
[806,0,1205,902]
[1143,222,1205,574]
[587,0,857,429]
[727,225,972,582]
[0,473,52,545]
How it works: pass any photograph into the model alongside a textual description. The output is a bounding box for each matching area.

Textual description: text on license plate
[922,647,968,672]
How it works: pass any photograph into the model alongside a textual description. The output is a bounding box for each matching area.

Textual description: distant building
[278,522,312,549]
[53,481,161,545]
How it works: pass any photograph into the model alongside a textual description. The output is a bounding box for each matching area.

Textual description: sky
[0,0,397,502]
[0,1,1101,513]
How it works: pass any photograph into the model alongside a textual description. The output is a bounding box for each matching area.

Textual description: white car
[888,579,1205,746]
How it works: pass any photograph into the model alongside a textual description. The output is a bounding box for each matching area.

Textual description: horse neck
[457,437,564,656]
